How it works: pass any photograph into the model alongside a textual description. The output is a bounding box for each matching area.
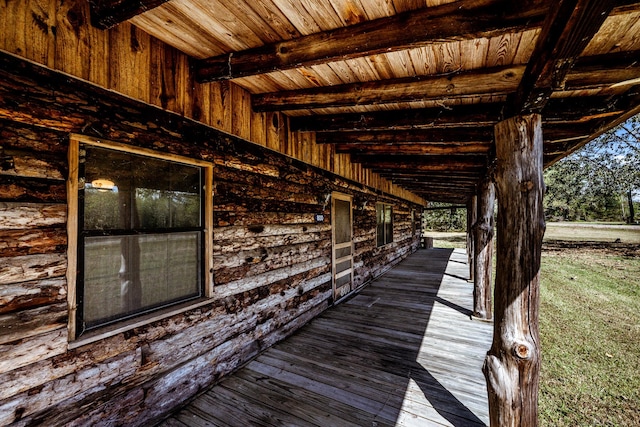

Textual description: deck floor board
[159,248,493,427]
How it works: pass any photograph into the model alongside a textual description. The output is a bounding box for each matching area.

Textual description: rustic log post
[466,195,477,281]
[483,114,545,426]
[473,176,495,320]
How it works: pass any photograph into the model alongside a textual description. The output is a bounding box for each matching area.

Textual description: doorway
[332,193,354,301]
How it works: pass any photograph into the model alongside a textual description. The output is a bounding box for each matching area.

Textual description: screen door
[332,193,354,301]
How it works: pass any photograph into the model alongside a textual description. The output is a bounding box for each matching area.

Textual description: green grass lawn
[426,223,640,425]
[540,245,640,426]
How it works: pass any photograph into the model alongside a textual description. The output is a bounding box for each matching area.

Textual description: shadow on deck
[159,248,493,427]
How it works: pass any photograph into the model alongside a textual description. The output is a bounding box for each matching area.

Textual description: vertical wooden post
[473,176,495,320]
[483,114,545,426]
[467,196,477,281]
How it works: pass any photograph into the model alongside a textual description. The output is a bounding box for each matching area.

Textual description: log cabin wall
[0,44,422,426]
[0,0,422,205]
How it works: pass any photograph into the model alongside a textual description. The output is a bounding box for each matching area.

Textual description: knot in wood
[520,180,534,192]
[512,342,533,360]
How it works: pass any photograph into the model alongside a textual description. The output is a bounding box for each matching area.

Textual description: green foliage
[544,115,640,222]
[422,203,467,231]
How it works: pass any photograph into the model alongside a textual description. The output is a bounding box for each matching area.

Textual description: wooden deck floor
[159,248,493,427]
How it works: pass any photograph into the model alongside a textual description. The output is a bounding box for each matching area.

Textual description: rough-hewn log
[253,65,524,112]
[335,143,491,156]
[472,176,495,320]
[0,253,67,285]
[0,203,67,230]
[0,227,67,257]
[316,128,494,144]
[466,196,477,281]
[195,0,546,82]
[290,103,504,132]
[351,154,487,171]
[512,0,616,114]
[0,178,67,203]
[484,114,544,426]
[89,0,171,29]
[289,93,634,132]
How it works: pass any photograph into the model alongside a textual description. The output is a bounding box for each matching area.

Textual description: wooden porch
[159,248,493,427]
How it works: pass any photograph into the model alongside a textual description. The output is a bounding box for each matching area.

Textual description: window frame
[67,134,214,342]
[376,202,394,247]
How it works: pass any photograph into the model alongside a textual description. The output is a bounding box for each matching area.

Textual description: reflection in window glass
[376,203,393,247]
[78,144,204,333]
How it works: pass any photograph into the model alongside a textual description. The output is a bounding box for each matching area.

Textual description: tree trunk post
[473,176,495,320]
[483,114,545,426]
[467,195,477,281]
[627,189,635,224]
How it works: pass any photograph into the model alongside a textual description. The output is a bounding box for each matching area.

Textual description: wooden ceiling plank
[90,0,171,30]
[195,0,548,82]
[510,0,617,114]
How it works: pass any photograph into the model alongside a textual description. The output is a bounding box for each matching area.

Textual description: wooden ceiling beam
[89,0,170,29]
[290,90,638,132]
[252,65,523,112]
[564,50,640,90]
[335,142,491,155]
[351,154,487,172]
[510,0,617,114]
[290,103,504,132]
[316,128,494,144]
[194,0,548,82]
[253,50,634,112]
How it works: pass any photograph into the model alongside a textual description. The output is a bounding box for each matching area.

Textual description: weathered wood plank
[0,302,67,345]
[0,203,66,230]
[0,328,67,375]
[0,253,66,284]
[0,277,66,314]
[166,249,491,427]
[0,227,67,257]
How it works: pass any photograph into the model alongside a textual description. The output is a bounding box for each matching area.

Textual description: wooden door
[332,193,354,301]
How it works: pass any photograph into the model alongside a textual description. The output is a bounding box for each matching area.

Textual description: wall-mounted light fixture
[91,178,115,191]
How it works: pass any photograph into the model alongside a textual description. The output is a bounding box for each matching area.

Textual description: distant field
[425,222,640,247]
[545,222,640,243]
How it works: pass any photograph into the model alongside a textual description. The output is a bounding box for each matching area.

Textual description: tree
[422,203,467,231]
[544,115,640,223]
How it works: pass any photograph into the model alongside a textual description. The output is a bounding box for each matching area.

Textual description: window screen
[77,144,204,334]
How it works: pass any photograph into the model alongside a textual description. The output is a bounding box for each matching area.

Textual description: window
[376,203,393,247]
[68,135,213,339]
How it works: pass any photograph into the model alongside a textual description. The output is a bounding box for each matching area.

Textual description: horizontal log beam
[89,0,171,30]
[335,142,491,155]
[564,50,640,90]
[317,128,494,144]
[511,0,616,114]
[352,154,487,172]
[254,50,636,112]
[290,103,504,132]
[195,0,547,82]
[290,90,637,132]
[252,65,523,112]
